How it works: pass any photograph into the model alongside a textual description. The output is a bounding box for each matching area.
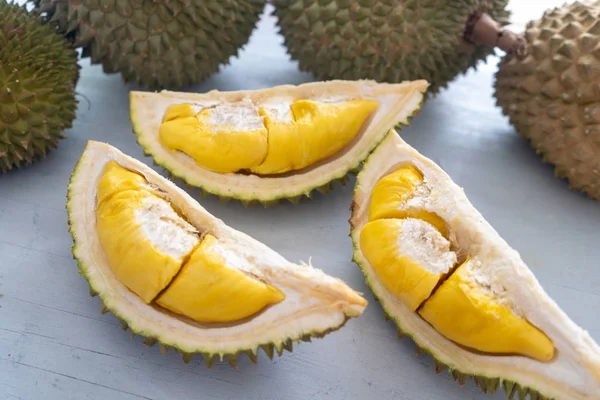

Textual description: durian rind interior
[68,140,368,357]
[130,80,428,202]
[350,130,600,400]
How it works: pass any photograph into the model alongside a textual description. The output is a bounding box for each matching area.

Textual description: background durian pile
[1,0,598,202]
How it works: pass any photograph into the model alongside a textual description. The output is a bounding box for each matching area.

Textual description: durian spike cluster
[0,0,79,173]
[31,0,267,90]
[271,0,526,95]
[494,0,600,201]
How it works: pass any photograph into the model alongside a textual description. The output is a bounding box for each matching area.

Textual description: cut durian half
[67,140,367,366]
[130,80,428,206]
[349,130,600,400]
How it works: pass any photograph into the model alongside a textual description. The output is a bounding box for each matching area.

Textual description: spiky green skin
[271,0,510,95]
[33,0,266,90]
[494,0,600,202]
[0,0,78,173]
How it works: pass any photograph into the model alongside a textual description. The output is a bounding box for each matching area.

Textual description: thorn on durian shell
[218,196,230,205]
[415,345,426,356]
[261,344,274,360]
[517,385,528,400]
[204,354,215,368]
[300,335,312,343]
[240,199,251,208]
[159,344,169,355]
[143,337,157,347]
[433,360,446,374]
[130,330,136,339]
[396,328,405,339]
[383,312,391,321]
[181,352,193,364]
[101,305,109,314]
[89,285,98,297]
[288,195,301,205]
[120,320,128,331]
[227,354,238,369]
[451,370,467,386]
[283,339,293,353]
[487,378,500,394]
[245,350,258,364]
[503,380,517,399]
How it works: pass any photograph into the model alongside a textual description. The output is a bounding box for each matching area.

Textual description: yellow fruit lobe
[418,259,555,362]
[368,164,448,237]
[162,104,196,122]
[95,161,286,321]
[359,218,457,311]
[158,99,379,175]
[158,105,269,173]
[156,234,286,323]
[96,161,200,303]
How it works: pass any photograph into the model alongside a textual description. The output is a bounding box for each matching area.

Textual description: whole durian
[494,0,600,201]
[32,0,267,90]
[0,0,79,173]
[271,0,523,95]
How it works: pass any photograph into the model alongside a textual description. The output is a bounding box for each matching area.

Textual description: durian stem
[464,11,527,58]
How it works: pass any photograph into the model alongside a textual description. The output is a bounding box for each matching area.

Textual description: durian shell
[271,0,510,95]
[129,79,428,206]
[67,140,367,365]
[494,0,600,201]
[349,130,600,400]
[0,0,79,173]
[32,0,267,90]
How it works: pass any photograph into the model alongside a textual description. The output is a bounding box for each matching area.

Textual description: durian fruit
[32,0,266,90]
[271,0,526,95]
[0,0,78,173]
[349,130,600,399]
[494,0,600,201]
[130,79,428,206]
[67,140,367,365]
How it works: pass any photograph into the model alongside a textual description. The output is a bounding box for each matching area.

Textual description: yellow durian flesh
[158,99,379,175]
[96,161,199,303]
[368,164,448,237]
[418,259,555,362]
[363,164,555,362]
[95,161,286,322]
[359,218,456,311]
[158,103,269,174]
[156,234,286,323]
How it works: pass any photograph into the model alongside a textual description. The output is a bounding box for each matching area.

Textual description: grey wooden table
[1,2,598,399]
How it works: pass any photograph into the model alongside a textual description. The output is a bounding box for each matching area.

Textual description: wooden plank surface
[1,1,598,399]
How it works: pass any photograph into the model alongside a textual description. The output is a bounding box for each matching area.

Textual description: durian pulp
[360,165,555,362]
[158,99,379,174]
[95,161,285,322]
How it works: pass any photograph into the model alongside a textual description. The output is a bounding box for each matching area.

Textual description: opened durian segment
[158,98,379,174]
[361,163,555,362]
[96,161,285,322]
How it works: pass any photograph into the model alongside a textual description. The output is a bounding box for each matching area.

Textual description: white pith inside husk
[68,140,367,355]
[350,130,600,400]
[130,80,428,201]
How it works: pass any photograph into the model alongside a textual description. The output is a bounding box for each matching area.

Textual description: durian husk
[130,79,428,206]
[67,140,367,366]
[349,130,600,400]
[31,0,267,90]
[0,0,79,173]
[494,0,600,201]
[271,0,511,95]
